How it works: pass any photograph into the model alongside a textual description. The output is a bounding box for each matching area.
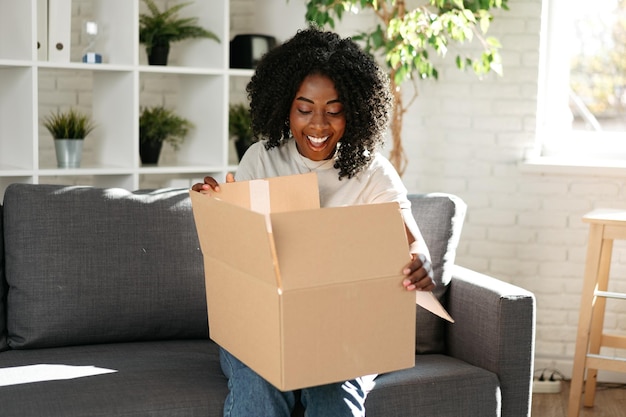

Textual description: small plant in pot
[139,105,193,165]
[139,0,220,65]
[229,103,256,161]
[43,108,96,168]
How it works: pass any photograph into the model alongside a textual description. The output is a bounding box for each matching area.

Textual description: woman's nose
[310,111,329,127]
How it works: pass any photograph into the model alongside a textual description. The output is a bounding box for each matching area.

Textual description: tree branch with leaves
[303,0,509,175]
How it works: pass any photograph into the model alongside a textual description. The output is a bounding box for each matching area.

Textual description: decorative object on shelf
[139,105,193,165]
[228,103,256,161]
[82,21,102,64]
[42,108,96,168]
[304,0,509,176]
[47,0,72,62]
[229,34,276,69]
[139,0,220,66]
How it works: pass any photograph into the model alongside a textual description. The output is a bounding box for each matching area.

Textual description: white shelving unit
[0,0,254,198]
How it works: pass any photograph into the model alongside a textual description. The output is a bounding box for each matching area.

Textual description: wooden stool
[568,209,626,417]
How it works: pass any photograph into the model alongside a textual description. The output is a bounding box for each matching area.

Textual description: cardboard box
[190,172,445,391]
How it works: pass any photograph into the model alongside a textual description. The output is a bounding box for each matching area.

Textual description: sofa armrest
[446,265,536,417]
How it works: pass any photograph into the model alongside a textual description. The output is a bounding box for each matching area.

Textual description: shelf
[139,65,224,76]
[37,167,135,176]
[37,61,135,72]
[0,59,34,68]
[138,165,226,174]
[0,0,237,199]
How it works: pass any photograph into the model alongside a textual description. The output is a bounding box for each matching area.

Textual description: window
[534,0,626,165]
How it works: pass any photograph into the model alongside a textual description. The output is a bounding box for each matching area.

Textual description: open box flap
[201,172,320,213]
[415,291,454,323]
[266,172,320,212]
[270,202,409,290]
[199,180,252,208]
[190,190,278,287]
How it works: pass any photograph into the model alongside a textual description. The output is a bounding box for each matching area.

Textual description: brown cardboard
[189,172,421,390]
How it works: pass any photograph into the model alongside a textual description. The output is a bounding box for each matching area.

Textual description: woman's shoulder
[236,140,295,180]
[368,151,401,177]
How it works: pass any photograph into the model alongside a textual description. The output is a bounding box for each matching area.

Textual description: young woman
[192,27,434,417]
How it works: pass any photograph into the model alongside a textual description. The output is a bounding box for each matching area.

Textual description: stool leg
[583,238,613,407]
[568,224,604,417]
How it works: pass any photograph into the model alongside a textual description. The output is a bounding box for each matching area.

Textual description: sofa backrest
[1,184,467,354]
[3,184,208,349]
[409,193,466,353]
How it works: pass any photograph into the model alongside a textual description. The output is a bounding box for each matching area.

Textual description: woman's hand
[191,173,235,194]
[402,253,435,292]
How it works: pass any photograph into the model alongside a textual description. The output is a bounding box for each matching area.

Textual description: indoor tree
[303,0,509,175]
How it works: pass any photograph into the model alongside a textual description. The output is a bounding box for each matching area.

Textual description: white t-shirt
[236,140,410,210]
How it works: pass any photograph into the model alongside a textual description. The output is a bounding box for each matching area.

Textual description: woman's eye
[297,108,312,114]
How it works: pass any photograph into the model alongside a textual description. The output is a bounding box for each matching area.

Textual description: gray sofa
[0,183,535,417]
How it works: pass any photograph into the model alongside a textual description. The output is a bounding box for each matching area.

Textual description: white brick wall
[403,0,626,383]
[46,0,626,382]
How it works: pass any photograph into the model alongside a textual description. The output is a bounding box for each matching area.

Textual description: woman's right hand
[191,173,235,194]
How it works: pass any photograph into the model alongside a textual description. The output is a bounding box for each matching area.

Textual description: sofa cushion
[410,193,466,353]
[3,184,208,349]
[366,354,500,417]
[0,340,226,417]
[0,202,7,352]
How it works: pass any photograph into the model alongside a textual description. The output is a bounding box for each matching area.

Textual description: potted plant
[42,108,96,168]
[139,0,220,65]
[229,103,256,161]
[139,105,193,165]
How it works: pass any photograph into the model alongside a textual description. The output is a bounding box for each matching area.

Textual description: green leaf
[480,15,491,33]
[486,36,502,48]
[462,9,476,23]
[455,55,464,69]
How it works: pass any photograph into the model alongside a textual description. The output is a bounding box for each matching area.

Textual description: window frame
[528,0,626,173]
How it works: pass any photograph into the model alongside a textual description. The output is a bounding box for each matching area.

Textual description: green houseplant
[139,0,220,65]
[139,105,193,165]
[229,103,256,161]
[43,108,96,168]
[303,0,509,175]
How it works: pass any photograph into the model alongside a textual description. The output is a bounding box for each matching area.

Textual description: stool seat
[568,209,626,417]
[583,208,626,224]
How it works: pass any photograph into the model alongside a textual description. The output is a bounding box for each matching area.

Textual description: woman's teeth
[307,136,328,145]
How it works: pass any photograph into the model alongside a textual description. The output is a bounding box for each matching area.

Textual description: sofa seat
[0,340,226,417]
[0,343,499,417]
[368,354,500,417]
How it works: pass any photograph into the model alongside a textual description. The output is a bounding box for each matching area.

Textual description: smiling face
[289,73,346,161]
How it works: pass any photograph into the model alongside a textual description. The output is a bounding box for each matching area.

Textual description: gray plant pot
[54,139,84,168]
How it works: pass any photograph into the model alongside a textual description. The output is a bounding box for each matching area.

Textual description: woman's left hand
[402,253,435,292]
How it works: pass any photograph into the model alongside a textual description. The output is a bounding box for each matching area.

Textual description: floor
[532,380,626,416]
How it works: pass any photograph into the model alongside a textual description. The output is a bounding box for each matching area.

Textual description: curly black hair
[246,27,393,179]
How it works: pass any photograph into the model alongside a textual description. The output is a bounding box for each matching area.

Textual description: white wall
[48,0,626,382]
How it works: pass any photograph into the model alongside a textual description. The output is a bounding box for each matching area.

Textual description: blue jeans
[220,347,376,417]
